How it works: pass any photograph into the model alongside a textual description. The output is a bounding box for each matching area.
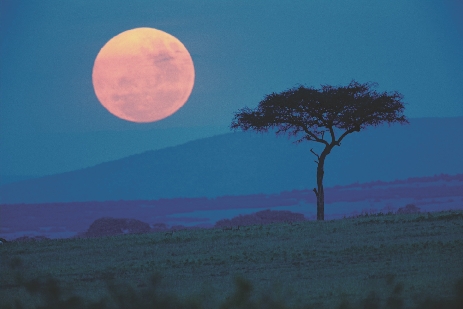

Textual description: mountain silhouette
[0,116,461,204]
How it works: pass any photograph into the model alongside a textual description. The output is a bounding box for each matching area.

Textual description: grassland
[1,210,463,308]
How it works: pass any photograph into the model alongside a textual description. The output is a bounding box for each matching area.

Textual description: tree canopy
[231,80,408,145]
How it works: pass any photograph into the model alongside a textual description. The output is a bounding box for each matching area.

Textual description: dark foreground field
[1,210,463,309]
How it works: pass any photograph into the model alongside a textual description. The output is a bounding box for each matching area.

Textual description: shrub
[396,204,420,214]
[85,217,151,237]
[214,209,306,228]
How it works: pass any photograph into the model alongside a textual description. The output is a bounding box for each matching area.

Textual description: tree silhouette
[231,80,408,220]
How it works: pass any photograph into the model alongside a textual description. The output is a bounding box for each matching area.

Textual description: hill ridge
[0,116,462,203]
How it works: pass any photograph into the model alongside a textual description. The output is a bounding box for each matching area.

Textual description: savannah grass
[1,210,463,308]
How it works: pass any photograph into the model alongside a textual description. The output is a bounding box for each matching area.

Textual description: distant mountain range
[0,116,462,204]
[1,173,462,240]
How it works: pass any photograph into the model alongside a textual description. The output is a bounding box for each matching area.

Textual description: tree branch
[336,125,360,145]
[303,126,329,146]
[328,126,336,144]
[310,148,320,160]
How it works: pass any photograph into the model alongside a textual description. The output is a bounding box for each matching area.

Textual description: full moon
[92,27,195,123]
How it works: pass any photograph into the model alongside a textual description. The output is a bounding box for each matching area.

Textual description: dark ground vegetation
[1,210,462,308]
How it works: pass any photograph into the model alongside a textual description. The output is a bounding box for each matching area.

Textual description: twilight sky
[1,0,462,180]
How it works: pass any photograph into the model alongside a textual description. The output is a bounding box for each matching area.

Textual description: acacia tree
[231,80,408,220]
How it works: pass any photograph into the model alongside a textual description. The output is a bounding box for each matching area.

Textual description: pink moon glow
[92,28,195,123]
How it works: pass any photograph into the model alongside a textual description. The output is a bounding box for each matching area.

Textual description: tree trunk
[315,158,325,220]
[313,149,331,221]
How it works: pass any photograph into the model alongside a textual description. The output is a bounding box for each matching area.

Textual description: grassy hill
[1,210,463,309]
